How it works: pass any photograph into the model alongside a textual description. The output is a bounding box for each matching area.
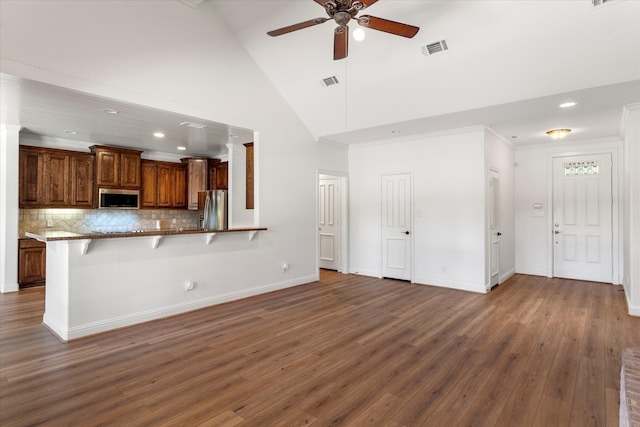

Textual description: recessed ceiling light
[64,130,78,135]
[177,146,187,151]
[229,134,238,138]
[102,108,119,114]
[391,130,400,134]
[353,28,366,41]
[559,102,577,108]
[153,132,165,138]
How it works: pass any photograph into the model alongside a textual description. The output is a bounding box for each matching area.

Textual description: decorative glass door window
[564,161,599,176]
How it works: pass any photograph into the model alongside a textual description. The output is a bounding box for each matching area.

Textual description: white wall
[514,137,623,282]
[349,127,487,293]
[622,104,640,315]
[0,1,348,296]
[484,128,516,286]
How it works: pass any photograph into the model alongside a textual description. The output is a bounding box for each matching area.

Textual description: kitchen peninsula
[27,226,266,341]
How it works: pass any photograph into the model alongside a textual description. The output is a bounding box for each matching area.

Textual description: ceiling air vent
[422,39,449,56]
[592,0,619,7]
[321,76,339,87]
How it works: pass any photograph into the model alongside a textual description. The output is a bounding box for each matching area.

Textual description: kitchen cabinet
[18,238,46,287]
[19,146,94,208]
[90,145,142,189]
[244,143,254,209]
[19,147,45,207]
[141,160,187,208]
[182,157,220,210]
[209,161,228,191]
[69,153,94,207]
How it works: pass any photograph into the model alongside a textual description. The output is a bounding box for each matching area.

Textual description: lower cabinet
[18,239,46,287]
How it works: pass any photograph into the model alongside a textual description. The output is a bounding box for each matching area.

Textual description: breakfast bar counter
[28,227,271,342]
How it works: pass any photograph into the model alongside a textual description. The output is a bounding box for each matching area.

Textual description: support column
[0,124,21,293]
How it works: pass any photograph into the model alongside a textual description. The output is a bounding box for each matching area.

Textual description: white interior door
[319,176,339,270]
[552,154,612,283]
[489,170,501,288]
[381,173,412,281]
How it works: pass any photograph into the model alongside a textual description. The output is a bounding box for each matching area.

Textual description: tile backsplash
[19,208,199,236]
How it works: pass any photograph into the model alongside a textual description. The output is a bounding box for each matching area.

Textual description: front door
[381,173,412,281]
[552,153,612,283]
[319,176,339,270]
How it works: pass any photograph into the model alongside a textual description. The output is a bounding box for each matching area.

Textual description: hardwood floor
[1,272,639,426]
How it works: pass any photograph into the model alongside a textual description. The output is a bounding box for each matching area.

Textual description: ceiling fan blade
[356,0,379,9]
[267,17,328,37]
[334,25,349,60]
[357,15,419,38]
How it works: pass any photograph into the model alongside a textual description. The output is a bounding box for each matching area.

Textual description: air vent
[422,39,449,56]
[592,0,619,6]
[321,76,339,87]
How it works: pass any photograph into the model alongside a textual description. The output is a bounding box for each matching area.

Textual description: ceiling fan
[266,0,420,60]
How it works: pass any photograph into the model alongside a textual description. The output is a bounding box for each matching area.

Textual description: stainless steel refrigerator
[198,190,228,230]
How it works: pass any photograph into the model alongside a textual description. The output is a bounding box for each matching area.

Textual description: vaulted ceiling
[212,0,640,145]
[1,0,639,153]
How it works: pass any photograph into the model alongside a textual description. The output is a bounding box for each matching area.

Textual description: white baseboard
[413,277,487,294]
[625,289,640,317]
[500,268,516,283]
[350,269,381,278]
[46,274,318,341]
[514,267,548,277]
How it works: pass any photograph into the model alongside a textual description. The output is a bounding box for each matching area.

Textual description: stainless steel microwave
[98,188,140,209]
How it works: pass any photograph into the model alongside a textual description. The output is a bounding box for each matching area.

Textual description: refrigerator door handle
[203,193,211,230]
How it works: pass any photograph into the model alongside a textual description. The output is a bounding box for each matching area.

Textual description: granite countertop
[25,227,267,242]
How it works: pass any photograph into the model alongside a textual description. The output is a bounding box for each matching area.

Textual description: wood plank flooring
[1,272,639,426]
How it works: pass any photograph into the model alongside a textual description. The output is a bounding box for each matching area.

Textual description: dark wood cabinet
[70,153,94,207]
[210,161,228,191]
[140,161,158,208]
[90,145,142,189]
[19,146,94,208]
[244,143,254,210]
[44,151,70,206]
[182,158,217,210]
[141,160,186,209]
[19,148,44,207]
[18,238,46,287]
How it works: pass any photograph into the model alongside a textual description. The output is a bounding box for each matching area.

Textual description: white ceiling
[213,0,640,145]
[1,0,639,153]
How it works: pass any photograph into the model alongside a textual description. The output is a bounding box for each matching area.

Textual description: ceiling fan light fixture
[546,128,571,140]
[353,27,366,41]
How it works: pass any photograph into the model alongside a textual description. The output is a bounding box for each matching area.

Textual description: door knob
[554,230,561,234]
[403,231,410,235]
[497,232,502,236]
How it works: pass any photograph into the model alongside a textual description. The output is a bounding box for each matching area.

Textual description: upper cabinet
[90,145,142,189]
[19,146,94,208]
[210,161,228,191]
[181,157,224,210]
[141,160,187,209]
[244,143,254,210]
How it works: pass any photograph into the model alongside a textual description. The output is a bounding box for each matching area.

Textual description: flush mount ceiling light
[546,128,571,140]
[153,132,165,138]
[179,121,207,129]
[559,102,577,108]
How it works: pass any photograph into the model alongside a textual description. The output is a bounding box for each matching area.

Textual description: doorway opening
[318,172,349,274]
